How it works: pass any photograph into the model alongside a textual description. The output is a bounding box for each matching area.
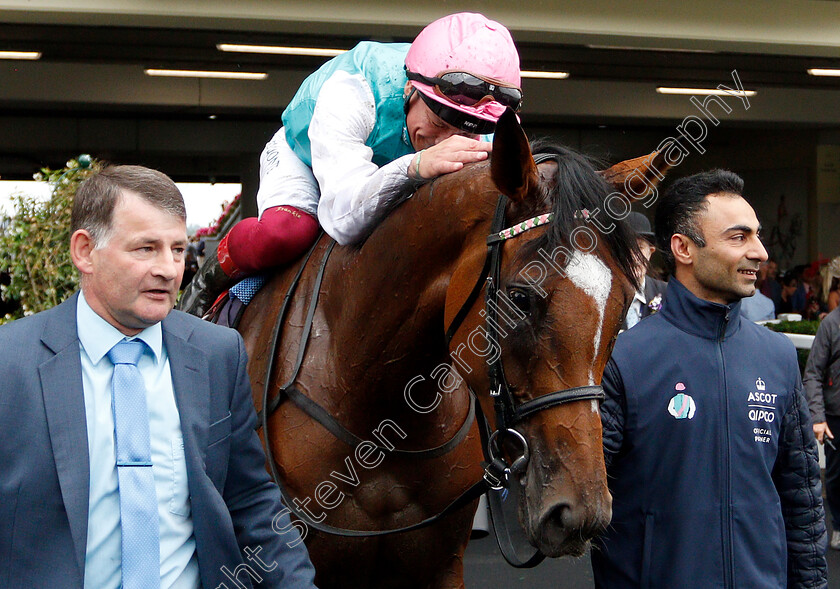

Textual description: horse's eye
[507,287,531,315]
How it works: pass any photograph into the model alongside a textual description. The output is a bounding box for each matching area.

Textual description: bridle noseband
[445,153,605,491]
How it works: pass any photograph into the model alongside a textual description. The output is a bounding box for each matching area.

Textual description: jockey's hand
[814,421,834,445]
[411,135,492,180]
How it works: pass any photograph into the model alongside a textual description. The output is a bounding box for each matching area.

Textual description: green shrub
[766,320,821,336]
[0,156,99,323]
[766,320,820,374]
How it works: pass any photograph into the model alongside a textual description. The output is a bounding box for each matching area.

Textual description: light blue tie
[108,339,161,589]
[626,299,642,329]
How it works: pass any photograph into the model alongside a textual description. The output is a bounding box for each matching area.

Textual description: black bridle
[444,155,605,491]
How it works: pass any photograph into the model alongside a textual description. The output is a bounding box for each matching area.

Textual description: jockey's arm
[309,71,416,246]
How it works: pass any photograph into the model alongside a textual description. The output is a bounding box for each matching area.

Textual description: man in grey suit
[0,165,317,588]
[621,212,668,331]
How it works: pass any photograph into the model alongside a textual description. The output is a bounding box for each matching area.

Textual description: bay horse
[237,110,667,588]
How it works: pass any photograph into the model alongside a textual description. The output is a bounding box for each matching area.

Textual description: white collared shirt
[256,71,415,246]
[77,292,199,589]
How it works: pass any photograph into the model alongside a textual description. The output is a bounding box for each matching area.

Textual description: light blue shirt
[78,292,199,589]
[740,290,776,322]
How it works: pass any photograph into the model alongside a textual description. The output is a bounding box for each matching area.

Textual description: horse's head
[445,110,670,557]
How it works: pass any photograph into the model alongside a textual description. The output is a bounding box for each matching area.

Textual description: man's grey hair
[71,165,186,247]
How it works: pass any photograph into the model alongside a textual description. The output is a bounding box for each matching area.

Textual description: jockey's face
[404,87,479,151]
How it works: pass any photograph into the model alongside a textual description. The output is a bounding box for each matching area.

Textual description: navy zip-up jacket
[593,278,827,589]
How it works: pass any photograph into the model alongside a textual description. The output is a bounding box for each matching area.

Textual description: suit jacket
[0,293,316,589]
[621,276,668,331]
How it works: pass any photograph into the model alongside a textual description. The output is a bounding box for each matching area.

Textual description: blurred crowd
[180,234,206,291]
[754,256,840,321]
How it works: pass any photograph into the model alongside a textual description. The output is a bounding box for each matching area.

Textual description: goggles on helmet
[406,70,522,112]
[414,90,496,135]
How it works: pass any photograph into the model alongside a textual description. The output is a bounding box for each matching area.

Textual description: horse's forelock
[516,139,641,291]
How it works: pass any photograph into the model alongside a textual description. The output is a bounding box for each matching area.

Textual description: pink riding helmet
[405,13,521,134]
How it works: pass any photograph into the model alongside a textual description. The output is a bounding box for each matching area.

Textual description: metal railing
[782,332,815,350]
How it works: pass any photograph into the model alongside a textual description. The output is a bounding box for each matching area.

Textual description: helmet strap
[404,87,417,115]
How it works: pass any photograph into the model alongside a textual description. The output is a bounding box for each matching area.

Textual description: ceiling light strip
[587,44,715,54]
[217,44,346,57]
[144,69,267,80]
[656,87,757,96]
[0,51,41,60]
[521,70,569,79]
[808,68,840,77]
[217,44,570,80]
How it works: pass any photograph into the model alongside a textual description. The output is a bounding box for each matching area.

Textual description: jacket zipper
[718,307,734,587]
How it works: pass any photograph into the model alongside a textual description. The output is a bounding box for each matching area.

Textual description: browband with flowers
[486,207,595,245]
[487,213,554,244]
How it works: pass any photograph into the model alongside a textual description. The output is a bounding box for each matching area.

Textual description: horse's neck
[323,168,496,401]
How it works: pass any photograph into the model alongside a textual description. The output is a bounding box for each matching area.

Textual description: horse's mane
[520,138,642,290]
[364,138,641,290]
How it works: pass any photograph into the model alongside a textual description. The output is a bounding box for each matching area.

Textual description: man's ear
[70,229,96,275]
[670,234,694,267]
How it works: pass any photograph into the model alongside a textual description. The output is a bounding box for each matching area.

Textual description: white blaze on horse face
[564,251,612,386]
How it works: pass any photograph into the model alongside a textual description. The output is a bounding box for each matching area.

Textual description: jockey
[180,12,522,316]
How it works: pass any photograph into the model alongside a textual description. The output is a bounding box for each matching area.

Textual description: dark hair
[654,169,744,272]
[521,138,641,290]
[780,270,798,288]
[72,165,186,246]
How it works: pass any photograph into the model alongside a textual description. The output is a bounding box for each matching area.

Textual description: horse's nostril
[546,503,575,530]
[544,502,607,538]
[530,499,610,557]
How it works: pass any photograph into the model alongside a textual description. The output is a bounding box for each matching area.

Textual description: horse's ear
[491,108,539,204]
[599,142,674,203]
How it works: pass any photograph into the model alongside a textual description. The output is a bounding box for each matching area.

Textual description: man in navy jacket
[593,169,827,588]
[621,212,667,331]
[0,166,317,588]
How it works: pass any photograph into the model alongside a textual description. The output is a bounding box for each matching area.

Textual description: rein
[257,234,482,539]
[256,236,474,460]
